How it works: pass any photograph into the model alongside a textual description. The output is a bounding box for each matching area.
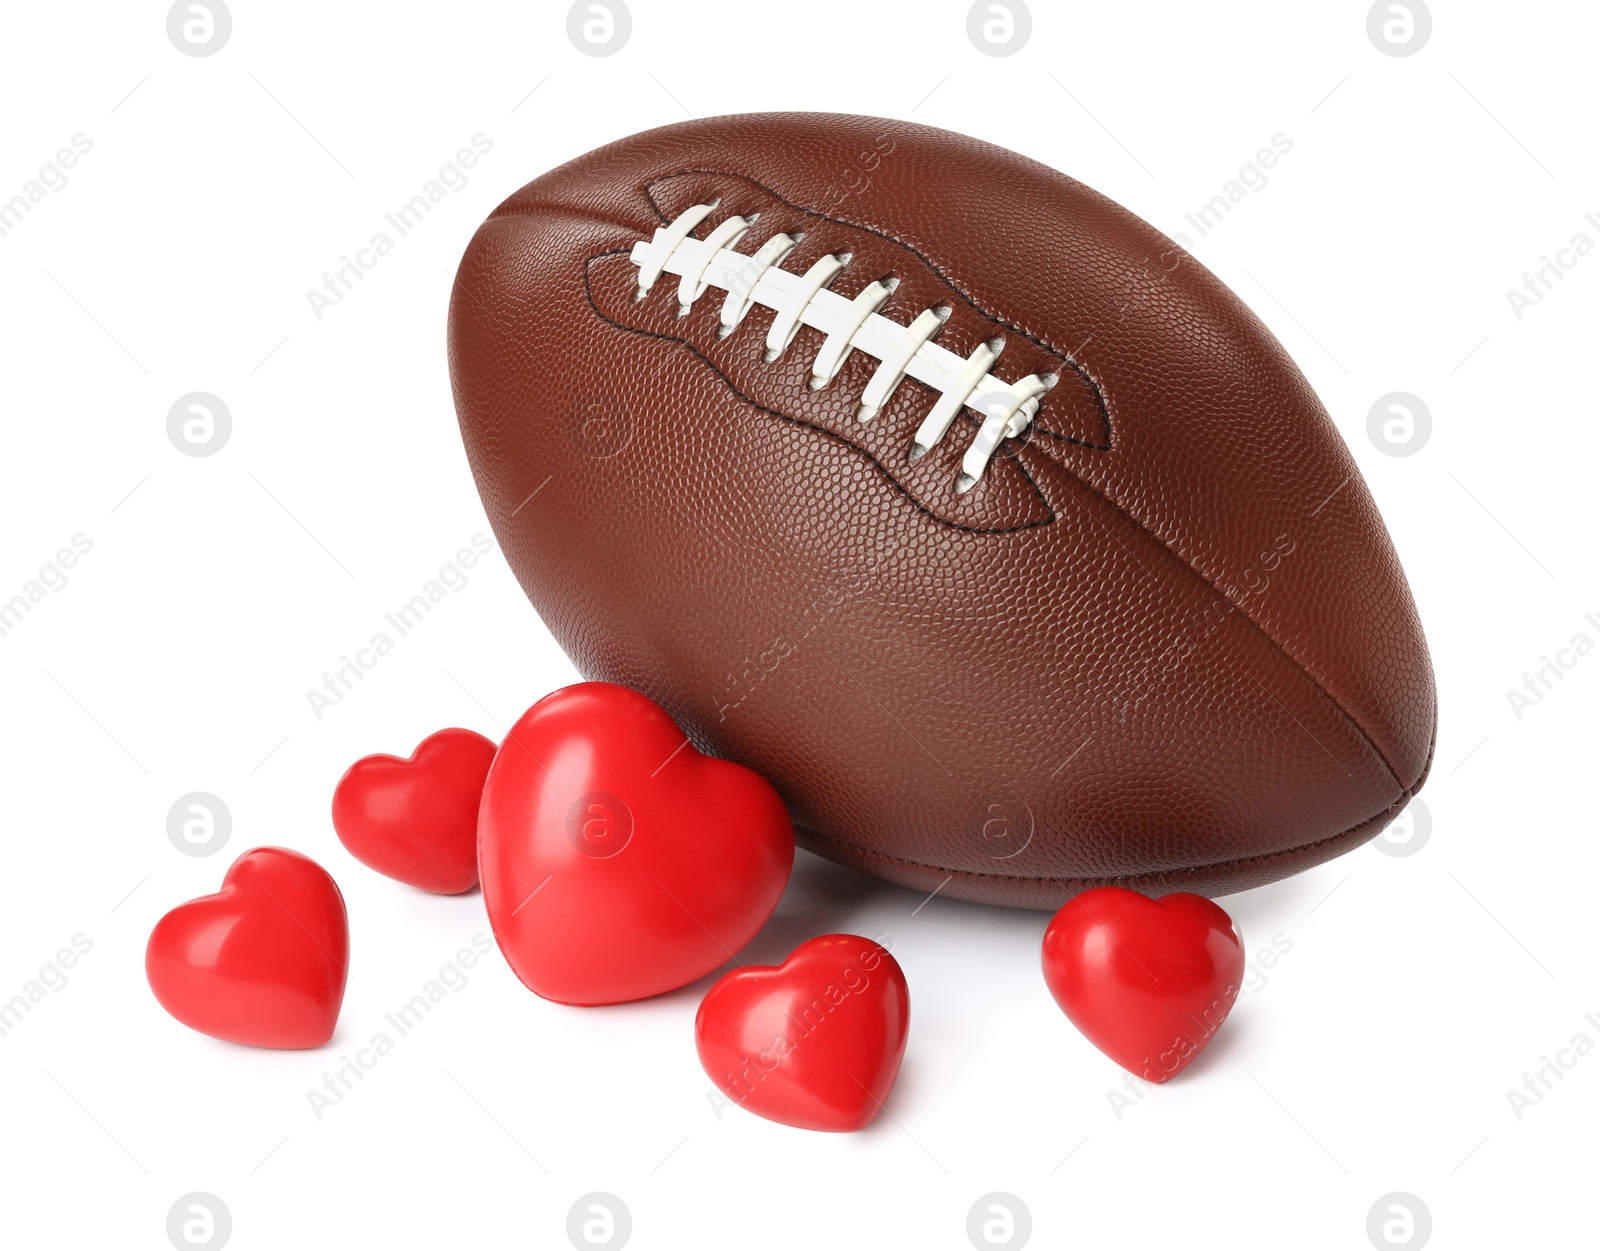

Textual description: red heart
[1040,887,1244,1083]
[695,934,909,1132]
[331,727,497,893]
[146,847,349,1049]
[479,682,794,1005]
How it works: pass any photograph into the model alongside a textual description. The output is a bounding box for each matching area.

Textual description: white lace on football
[630,204,1054,492]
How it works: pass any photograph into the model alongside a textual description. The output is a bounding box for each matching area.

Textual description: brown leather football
[447,113,1436,910]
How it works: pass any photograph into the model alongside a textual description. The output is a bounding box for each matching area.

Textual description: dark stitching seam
[642,169,1114,452]
[1019,437,1411,788]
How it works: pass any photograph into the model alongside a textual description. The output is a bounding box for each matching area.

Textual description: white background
[1,2,1595,1248]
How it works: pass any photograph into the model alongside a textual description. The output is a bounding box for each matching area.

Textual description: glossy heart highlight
[695,934,909,1132]
[1040,887,1244,1082]
[479,682,794,1005]
[146,847,349,1049]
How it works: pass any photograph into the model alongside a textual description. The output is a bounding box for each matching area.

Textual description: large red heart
[695,934,909,1132]
[146,847,349,1049]
[479,682,794,1005]
[1040,887,1244,1082]
[331,727,497,894]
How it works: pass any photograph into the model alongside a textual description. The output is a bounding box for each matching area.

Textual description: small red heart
[331,727,497,894]
[695,934,910,1132]
[1040,887,1244,1083]
[146,847,349,1049]
[479,682,794,1005]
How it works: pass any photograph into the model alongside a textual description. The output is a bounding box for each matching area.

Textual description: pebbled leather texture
[448,113,1437,910]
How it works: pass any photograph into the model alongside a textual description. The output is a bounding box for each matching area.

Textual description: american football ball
[447,113,1435,910]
